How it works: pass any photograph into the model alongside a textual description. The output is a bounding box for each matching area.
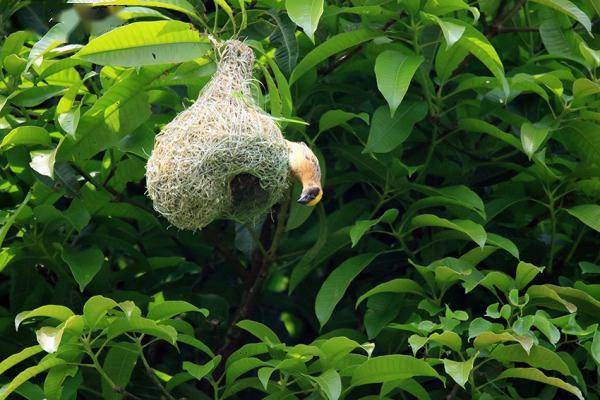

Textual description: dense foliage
[0,0,599,399]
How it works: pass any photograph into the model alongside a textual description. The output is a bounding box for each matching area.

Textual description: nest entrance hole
[229,172,270,211]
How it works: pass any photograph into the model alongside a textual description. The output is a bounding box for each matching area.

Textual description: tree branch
[202,229,248,281]
[216,196,291,360]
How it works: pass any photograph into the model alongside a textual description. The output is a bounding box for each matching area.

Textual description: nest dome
[146,40,289,230]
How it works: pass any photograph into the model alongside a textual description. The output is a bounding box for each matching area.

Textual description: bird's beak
[297,191,322,206]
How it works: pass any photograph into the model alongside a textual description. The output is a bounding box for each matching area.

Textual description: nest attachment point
[146,40,289,230]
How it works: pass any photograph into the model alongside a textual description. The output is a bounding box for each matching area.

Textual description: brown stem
[217,196,291,361]
[140,348,177,400]
[202,229,248,281]
[493,0,527,31]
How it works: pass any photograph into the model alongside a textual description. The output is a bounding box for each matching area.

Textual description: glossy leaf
[315,253,379,328]
[411,214,487,248]
[76,21,210,66]
[364,102,428,153]
[285,0,324,41]
[496,368,584,400]
[374,50,423,117]
[351,355,441,387]
[290,29,381,84]
[61,246,104,292]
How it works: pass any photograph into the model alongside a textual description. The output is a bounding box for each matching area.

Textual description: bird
[286,140,323,206]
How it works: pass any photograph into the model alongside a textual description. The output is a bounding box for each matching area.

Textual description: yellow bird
[286,140,323,206]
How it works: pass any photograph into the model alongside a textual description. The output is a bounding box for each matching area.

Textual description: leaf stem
[139,346,177,400]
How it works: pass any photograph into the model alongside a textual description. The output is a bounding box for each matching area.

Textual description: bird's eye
[308,187,321,197]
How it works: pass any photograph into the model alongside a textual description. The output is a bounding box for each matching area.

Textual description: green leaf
[422,13,465,48]
[0,358,66,400]
[424,0,479,20]
[226,357,267,384]
[408,335,429,355]
[457,24,508,94]
[429,331,462,352]
[268,11,299,76]
[183,356,221,381]
[61,246,104,292]
[0,30,30,69]
[309,369,341,400]
[29,149,57,179]
[285,0,324,41]
[0,127,50,149]
[351,355,441,387]
[374,51,424,117]
[0,346,43,375]
[527,285,577,313]
[364,102,428,153]
[442,355,476,388]
[486,233,519,259]
[473,332,534,353]
[101,342,139,400]
[496,368,584,400]
[60,66,168,161]
[165,372,194,391]
[459,119,522,150]
[15,306,74,331]
[592,330,600,365]
[573,78,600,104]
[75,21,209,66]
[147,300,208,321]
[410,184,486,219]
[566,204,600,232]
[530,0,592,33]
[36,326,65,354]
[521,122,550,159]
[350,209,398,247]
[515,261,544,289]
[107,316,177,344]
[11,86,67,108]
[83,295,118,329]
[411,214,487,248]
[237,320,281,344]
[318,110,369,133]
[435,41,469,82]
[68,0,203,23]
[356,279,425,307]
[533,312,560,345]
[44,364,77,400]
[177,334,215,357]
[381,379,431,400]
[27,22,76,71]
[580,261,600,275]
[290,28,381,84]
[557,121,600,164]
[315,253,379,328]
[491,344,571,376]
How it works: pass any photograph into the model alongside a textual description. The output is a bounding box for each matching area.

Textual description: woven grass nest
[146,40,290,230]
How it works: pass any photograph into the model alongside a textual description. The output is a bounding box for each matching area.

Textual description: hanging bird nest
[145,40,289,230]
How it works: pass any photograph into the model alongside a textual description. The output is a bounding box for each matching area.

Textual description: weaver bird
[286,140,323,206]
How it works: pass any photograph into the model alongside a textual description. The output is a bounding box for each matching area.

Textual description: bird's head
[297,185,322,206]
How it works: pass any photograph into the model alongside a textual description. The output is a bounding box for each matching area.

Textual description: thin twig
[140,348,177,400]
